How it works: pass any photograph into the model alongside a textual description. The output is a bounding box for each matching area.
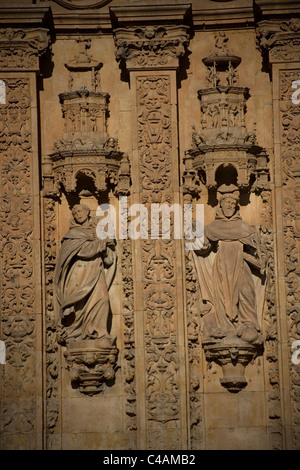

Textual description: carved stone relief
[193,184,266,392]
[259,189,281,449]
[120,236,137,440]
[0,19,49,450]
[43,39,130,397]
[1,2,299,451]
[43,197,60,438]
[184,33,270,393]
[54,204,118,394]
[113,25,189,71]
[137,74,181,447]
[0,28,49,71]
[258,17,300,449]
[184,217,203,448]
[258,18,300,63]
[113,22,190,449]
[0,78,37,447]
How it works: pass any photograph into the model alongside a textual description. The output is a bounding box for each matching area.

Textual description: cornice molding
[255,0,300,17]
[0,6,50,25]
[52,0,111,10]
[110,4,192,27]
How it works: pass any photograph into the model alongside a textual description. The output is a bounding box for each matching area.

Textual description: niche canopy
[44,38,130,198]
[183,32,269,194]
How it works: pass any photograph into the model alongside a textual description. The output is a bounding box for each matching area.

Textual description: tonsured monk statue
[54,204,116,344]
[193,184,266,345]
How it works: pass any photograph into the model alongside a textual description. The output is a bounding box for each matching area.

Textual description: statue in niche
[193,184,267,347]
[54,204,116,345]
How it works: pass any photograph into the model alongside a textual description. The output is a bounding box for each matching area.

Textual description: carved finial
[75,37,92,64]
[202,33,241,88]
[65,37,102,92]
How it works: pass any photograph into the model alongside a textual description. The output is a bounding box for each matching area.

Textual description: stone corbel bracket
[64,337,119,396]
[204,341,263,393]
[111,3,191,72]
[186,142,270,192]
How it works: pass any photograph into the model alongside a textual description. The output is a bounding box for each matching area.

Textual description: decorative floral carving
[120,237,137,435]
[112,15,190,447]
[279,70,300,447]
[0,78,37,447]
[134,73,182,448]
[258,18,300,63]
[185,239,203,449]
[43,197,60,438]
[114,25,189,70]
[0,28,49,70]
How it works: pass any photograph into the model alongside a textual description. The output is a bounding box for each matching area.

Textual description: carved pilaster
[43,197,61,444]
[278,69,300,449]
[0,77,42,449]
[112,10,190,449]
[185,246,203,449]
[257,16,300,449]
[0,18,50,449]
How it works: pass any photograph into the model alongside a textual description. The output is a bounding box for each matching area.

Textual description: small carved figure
[206,64,219,87]
[228,104,239,126]
[214,31,229,55]
[208,104,220,128]
[54,204,116,344]
[104,137,117,150]
[193,184,266,345]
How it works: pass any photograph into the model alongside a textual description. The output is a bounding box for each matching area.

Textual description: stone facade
[0,0,299,451]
